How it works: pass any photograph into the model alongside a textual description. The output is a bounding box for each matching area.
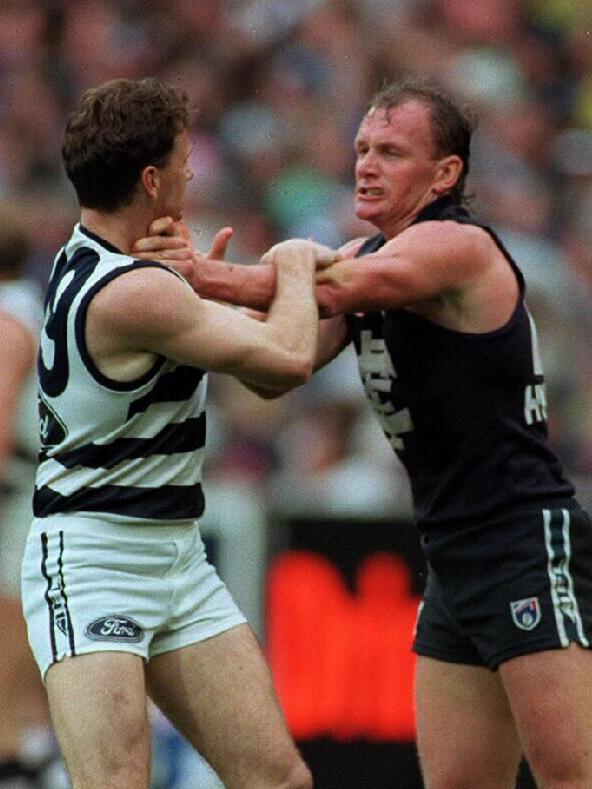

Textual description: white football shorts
[21,514,247,680]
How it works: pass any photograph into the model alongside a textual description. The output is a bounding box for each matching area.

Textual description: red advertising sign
[266,550,421,741]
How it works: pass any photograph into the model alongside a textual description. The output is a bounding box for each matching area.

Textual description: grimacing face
[354,100,445,237]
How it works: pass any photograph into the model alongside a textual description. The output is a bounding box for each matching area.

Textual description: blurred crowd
[2,0,592,516]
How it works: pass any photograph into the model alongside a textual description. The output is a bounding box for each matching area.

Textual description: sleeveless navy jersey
[34,224,207,523]
[346,196,574,531]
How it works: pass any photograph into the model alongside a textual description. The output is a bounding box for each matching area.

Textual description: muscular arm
[316,221,497,317]
[0,313,36,466]
[132,219,276,310]
[192,259,276,311]
[132,220,361,315]
[87,241,327,391]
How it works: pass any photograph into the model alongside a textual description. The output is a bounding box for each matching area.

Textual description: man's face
[154,129,193,222]
[354,100,444,237]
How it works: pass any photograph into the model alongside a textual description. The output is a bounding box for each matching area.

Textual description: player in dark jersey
[136,79,592,787]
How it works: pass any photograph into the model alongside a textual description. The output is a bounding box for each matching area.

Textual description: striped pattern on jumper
[34,223,207,522]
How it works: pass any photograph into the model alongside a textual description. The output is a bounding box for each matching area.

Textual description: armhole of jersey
[74,261,179,391]
[447,215,526,298]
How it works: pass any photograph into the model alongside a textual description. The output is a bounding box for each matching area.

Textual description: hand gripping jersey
[346,196,574,532]
[34,225,207,523]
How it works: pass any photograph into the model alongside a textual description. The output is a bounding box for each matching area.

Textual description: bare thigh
[146,623,311,789]
[500,644,592,787]
[415,656,522,789]
[46,652,151,789]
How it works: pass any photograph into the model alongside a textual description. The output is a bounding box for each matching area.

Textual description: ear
[433,154,463,195]
[140,165,160,201]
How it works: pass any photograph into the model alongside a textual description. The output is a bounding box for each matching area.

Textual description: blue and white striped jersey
[34,224,207,523]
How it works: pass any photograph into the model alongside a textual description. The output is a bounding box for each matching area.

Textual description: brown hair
[62,77,189,212]
[369,78,476,202]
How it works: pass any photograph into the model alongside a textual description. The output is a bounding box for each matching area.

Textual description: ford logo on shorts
[85,615,144,642]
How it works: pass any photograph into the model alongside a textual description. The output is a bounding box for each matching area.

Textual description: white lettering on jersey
[358,329,413,450]
[524,383,547,425]
[524,308,547,425]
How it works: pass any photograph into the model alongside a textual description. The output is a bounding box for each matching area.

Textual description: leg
[146,623,312,789]
[415,656,522,789]
[0,596,46,761]
[46,652,151,789]
[500,644,592,787]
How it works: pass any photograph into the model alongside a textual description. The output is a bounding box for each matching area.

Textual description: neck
[80,207,150,254]
[379,193,457,240]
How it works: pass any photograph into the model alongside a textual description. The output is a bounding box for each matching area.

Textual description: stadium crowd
[1,0,592,518]
[1,3,592,787]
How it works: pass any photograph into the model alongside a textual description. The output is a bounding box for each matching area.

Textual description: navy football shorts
[413,500,592,669]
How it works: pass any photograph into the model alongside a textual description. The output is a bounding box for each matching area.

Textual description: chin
[355,203,382,226]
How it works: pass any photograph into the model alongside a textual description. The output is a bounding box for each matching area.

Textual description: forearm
[267,264,318,364]
[193,258,275,310]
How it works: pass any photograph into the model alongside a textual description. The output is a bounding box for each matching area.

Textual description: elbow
[283,355,314,389]
[273,354,314,391]
[246,362,311,399]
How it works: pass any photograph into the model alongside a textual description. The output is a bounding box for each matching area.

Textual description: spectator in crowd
[0,202,51,787]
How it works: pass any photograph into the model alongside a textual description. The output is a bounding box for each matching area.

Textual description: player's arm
[316,220,492,316]
[0,313,36,465]
[240,314,351,399]
[87,241,330,391]
[132,218,364,315]
[132,218,275,310]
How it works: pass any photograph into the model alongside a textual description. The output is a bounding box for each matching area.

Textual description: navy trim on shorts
[58,531,76,657]
[41,532,57,663]
[40,531,77,664]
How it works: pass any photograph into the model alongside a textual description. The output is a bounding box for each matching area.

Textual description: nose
[356,150,378,178]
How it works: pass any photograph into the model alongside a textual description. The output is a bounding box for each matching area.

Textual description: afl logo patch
[85,616,144,643]
[510,597,541,631]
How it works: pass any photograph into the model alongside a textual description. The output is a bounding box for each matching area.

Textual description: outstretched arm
[132,218,362,315]
[315,221,496,316]
[132,218,276,310]
[89,239,338,392]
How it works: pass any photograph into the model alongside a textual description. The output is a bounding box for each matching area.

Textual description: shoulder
[88,263,197,337]
[387,220,498,269]
[398,219,492,247]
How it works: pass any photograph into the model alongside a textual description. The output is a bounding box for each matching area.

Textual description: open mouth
[357,186,384,198]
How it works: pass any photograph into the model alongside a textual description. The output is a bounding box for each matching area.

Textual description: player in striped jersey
[21,77,333,789]
[137,80,592,787]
